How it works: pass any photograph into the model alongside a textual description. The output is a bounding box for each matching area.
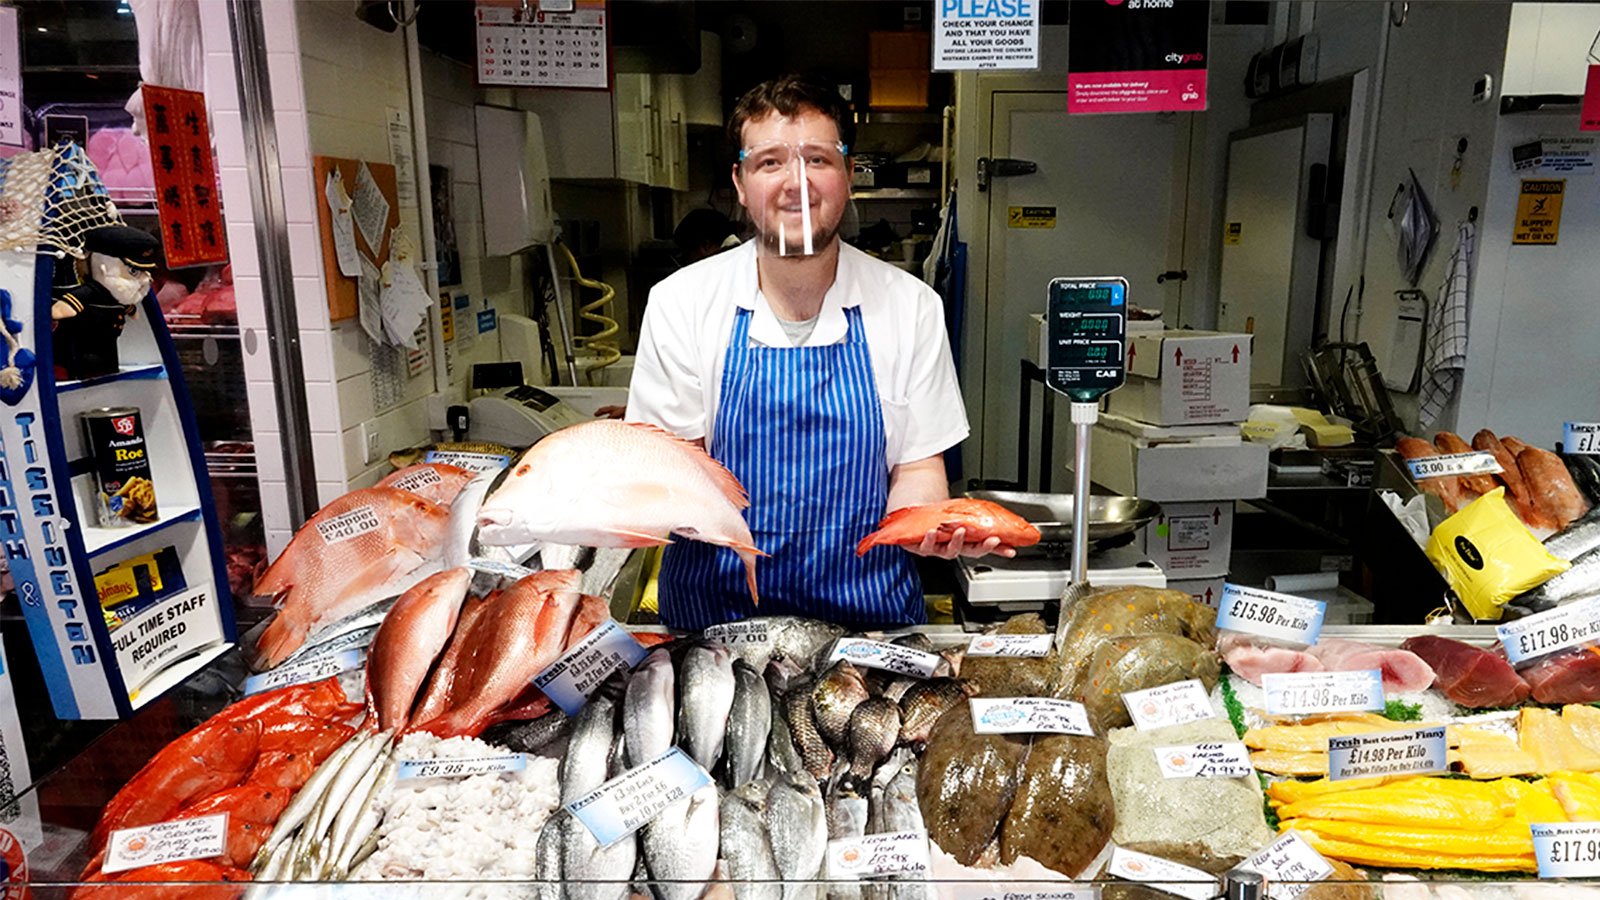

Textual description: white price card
[387,465,444,494]
[1328,726,1447,781]
[1241,832,1335,899]
[826,831,931,879]
[1153,742,1254,779]
[1106,847,1217,900]
[424,449,511,472]
[565,748,712,846]
[1566,423,1600,455]
[243,648,364,696]
[966,634,1054,658]
[534,620,648,715]
[466,558,535,580]
[1215,583,1327,647]
[396,753,526,781]
[1498,596,1600,665]
[1532,822,1600,878]
[969,697,1094,736]
[103,814,228,874]
[1263,670,1385,717]
[1405,451,1503,480]
[828,638,941,678]
[1122,679,1217,731]
[315,505,382,544]
[943,887,1098,900]
[703,620,772,647]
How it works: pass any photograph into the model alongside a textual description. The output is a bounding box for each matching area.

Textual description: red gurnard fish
[90,718,263,852]
[214,678,352,724]
[365,567,472,731]
[73,860,250,900]
[376,462,476,506]
[856,498,1041,556]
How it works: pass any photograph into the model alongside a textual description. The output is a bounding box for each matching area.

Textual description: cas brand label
[828,638,941,678]
[1241,832,1335,899]
[1566,422,1600,455]
[826,831,931,879]
[966,633,1054,658]
[1106,847,1217,900]
[1405,451,1503,480]
[103,814,228,874]
[1153,742,1253,779]
[396,753,526,781]
[1532,822,1600,878]
[1215,583,1326,646]
[424,449,511,472]
[704,620,772,647]
[243,648,364,696]
[1497,596,1600,665]
[533,620,648,715]
[969,697,1094,736]
[1328,726,1447,781]
[565,747,712,847]
[1263,670,1385,717]
[1122,679,1216,731]
[315,505,382,544]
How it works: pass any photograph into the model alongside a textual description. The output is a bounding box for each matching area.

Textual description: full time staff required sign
[934,0,1040,71]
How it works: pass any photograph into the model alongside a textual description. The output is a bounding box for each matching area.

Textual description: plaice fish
[414,569,582,737]
[253,487,450,669]
[376,462,476,506]
[855,498,1041,556]
[363,567,471,731]
[475,420,764,602]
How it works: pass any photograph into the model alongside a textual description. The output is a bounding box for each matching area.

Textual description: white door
[973,92,1193,485]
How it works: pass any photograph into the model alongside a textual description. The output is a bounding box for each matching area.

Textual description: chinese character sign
[141,85,227,268]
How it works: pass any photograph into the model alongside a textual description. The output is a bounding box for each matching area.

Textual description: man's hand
[908,527,1016,560]
[594,405,627,420]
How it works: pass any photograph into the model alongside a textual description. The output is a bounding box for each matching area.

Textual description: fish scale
[679,642,737,771]
[783,681,834,781]
[812,662,869,747]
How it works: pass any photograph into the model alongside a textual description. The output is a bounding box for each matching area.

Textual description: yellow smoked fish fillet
[1243,716,1416,753]
[1560,704,1600,760]
[1448,725,1539,778]
[1286,827,1536,873]
[1271,778,1519,826]
[1251,749,1326,776]
[1266,775,1402,807]
[1549,772,1600,820]
[1289,817,1538,856]
[1519,707,1600,773]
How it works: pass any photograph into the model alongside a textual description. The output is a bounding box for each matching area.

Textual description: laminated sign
[1513,179,1563,245]
[1067,0,1209,114]
[141,85,227,267]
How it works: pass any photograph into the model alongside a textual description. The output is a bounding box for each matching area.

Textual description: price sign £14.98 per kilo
[1045,277,1127,403]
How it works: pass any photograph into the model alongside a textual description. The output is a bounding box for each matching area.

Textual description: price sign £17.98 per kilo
[1497,596,1600,665]
[1045,277,1127,403]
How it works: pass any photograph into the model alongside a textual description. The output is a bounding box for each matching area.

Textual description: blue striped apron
[658,305,924,630]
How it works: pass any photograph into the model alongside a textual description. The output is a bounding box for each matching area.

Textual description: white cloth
[125,0,205,137]
[626,241,970,467]
[1418,221,1474,428]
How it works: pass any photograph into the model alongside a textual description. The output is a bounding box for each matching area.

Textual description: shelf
[854,111,943,125]
[81,505,203,559]
[129,642,234,709]
[851,188,940,201]
[55,364,167,394]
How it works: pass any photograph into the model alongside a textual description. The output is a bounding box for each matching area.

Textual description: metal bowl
[963,490,1162,543]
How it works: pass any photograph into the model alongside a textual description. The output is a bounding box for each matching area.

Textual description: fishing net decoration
[0,142,125,258]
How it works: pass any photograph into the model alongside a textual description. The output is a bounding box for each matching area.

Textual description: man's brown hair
[727,74,855,156]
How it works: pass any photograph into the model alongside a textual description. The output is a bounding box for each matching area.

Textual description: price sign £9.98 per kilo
[1045,277,1127,403]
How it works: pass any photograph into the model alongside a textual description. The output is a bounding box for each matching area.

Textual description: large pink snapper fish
[475,421,764,601]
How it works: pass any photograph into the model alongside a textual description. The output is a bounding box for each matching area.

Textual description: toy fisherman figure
[51,225,162,381]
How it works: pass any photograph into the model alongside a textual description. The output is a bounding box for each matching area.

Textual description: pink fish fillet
[1218,632,1325,686]
[1307,637,1437,693]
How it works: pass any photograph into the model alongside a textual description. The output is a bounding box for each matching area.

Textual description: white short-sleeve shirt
[625,241,969,467]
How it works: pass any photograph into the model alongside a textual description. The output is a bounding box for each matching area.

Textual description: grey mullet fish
[726,659,773,787]
[679,642,738,770]
[722,780,783,900]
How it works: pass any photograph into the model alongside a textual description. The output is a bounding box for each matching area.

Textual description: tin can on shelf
[81,407,158,527]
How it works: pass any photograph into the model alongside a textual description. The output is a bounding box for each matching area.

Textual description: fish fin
[856,532,883,556]
[600,527,673,548]
[623,421,751,510]
[741,548,760,606]
[254,606,310,670]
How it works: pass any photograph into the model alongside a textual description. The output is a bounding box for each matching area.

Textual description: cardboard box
[1088,419,1269,501]
[1105,330,1253,425]
[1143,501,1234,577]
[1168,576,1227,609]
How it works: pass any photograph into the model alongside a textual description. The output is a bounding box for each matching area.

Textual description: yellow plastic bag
[1426,488,1570,621]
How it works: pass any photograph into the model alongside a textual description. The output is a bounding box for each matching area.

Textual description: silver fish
[720,617,847,671]
[289,599,395,664]
[564,731,638,900]
[768,700,807,778]
[444,470,499,570]
[867,749,914,834]
[562,692,620,803]
[825,785,868,900]
[722,780,783,900]
[533,811,566,900]
[1546,512,1600,561]
[726,659,772,787]
[256,732,363,862]
[680,642,737,770]
[483,709,574,756]
[1516,545,1600,612]
[766,773,829,900]
[279,624,380,668]
[643,783,721,900]
[625,648,677,767]
[878,760,930,900]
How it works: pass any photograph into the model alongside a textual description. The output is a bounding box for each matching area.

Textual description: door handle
[977,157,1037,192]
[1156,270,1188,284]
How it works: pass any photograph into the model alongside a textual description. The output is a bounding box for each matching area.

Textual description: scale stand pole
[1069,402,1097,583]
[542,242,581,386]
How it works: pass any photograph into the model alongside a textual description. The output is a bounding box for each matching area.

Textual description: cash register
[466,362,592,446]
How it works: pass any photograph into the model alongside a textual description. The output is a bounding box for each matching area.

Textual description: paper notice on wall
[352,162,391,252]
[380,230,434,349]
[359,253,385,344]
[0,7,21,146]
[386,107,417,204]
[324,171,362,278]
[934,0,1039,71]
[453,294,475,352]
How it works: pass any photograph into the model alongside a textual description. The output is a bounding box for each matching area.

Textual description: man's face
[732,107,851,257]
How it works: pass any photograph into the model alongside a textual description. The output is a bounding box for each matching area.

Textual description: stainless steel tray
[963,490,1161,542]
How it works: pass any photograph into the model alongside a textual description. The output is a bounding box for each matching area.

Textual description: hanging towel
[1418,220,1475,428]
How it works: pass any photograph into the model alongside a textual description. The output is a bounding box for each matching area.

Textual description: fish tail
[855,531,883,557]
[738,546,761,606]
[254,606,311,670]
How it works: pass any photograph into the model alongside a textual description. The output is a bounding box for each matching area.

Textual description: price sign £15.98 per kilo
[1045,277,1127,403]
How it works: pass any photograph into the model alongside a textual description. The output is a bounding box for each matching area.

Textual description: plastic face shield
[738,139,849,258]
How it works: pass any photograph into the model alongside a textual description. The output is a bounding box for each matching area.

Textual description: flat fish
[961,613,1058,697]
[1000,733,1114,878]
[915,703,1029,866]
[1079,634,1220,732]
[727,659,773,787]
[1054,586,1216,697]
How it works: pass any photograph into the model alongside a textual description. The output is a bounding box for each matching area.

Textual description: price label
[466,558,535,580]
[103,814,228,874]
[826,831,931,879]
[703,620,772,647]
[1567,423,1600,455]
[243,648,364,696]
[396,753,526,781]
[1240,832,1335,899]
[1122,679,1217,731]
[388,466,444,494]
[424,449,512,472]
[1533,822,1600,877]
[1498,596,1600,665]
[1328,726,1447,781]
[315,505,382,544]
[1263,670,1385,717]
[966,634,1054,658]
[534,620,649,715]
[1215,584,1327,647]
[1405,451,1503,480]
[944,888,1097,900]
[828,638,941,679]
[969,697,1094,736]
[565,747,712,847]
[1106,847,1217,900]
[1153,742,1254,779]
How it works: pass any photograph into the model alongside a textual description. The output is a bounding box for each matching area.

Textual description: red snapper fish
[364,566,472,731]
[377,462,476,505]
[856,498,1041,556]
[476,421,764,601]
[253,487,450,669]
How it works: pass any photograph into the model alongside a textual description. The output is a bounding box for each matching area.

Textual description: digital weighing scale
[956,542,1167,613]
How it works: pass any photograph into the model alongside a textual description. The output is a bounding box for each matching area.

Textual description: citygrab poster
[1067,0,1210,114]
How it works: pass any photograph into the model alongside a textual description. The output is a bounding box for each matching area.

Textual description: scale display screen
[1046,277,1128,402]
